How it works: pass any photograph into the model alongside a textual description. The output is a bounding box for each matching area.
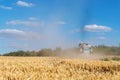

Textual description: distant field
[0,57,120,80]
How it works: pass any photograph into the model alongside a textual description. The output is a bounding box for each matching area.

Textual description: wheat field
[0,57,120,80]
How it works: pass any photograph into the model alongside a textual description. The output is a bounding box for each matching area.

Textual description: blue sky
[0,0,120,54]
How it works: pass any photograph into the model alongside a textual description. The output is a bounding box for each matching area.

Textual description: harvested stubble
[0,57,120,80]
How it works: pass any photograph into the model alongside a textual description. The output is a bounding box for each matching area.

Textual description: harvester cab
[79,43,93,54]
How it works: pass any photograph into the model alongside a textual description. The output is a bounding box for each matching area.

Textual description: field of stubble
[0,57,120,80]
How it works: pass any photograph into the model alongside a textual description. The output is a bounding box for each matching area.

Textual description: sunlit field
[0,57,120,80]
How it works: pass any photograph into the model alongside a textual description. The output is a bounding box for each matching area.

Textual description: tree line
[1,45,120,56]
[2,47,65,56]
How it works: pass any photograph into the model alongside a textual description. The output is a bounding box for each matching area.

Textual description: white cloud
[29,17,38,20]
[84,24,112,32]
[0,5,12,10]
[0,29,40,39]
[6,20,43,27]
[16,1,34,7]
[0,29,25,36]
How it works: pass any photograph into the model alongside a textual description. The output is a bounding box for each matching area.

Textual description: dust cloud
[59,53,106,60]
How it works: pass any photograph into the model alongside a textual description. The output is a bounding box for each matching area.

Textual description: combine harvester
[79,43,104,59]
[79,42,93,55]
